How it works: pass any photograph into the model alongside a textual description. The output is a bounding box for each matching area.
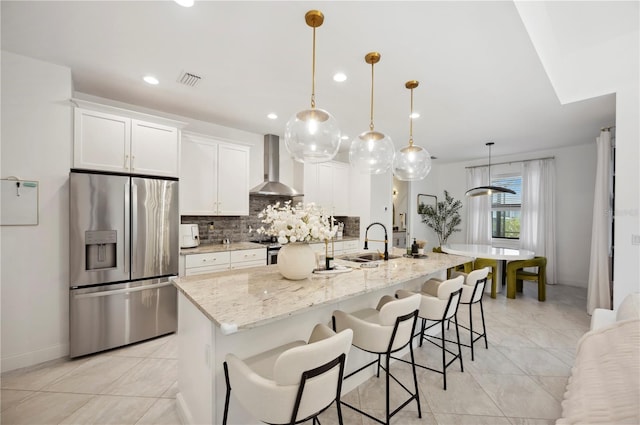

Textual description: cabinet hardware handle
[124,154,129,169]
[131,155,135,169]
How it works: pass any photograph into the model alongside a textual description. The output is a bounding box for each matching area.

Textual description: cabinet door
[131,120,179,177]
[74,108,130,173]
[303,163,320,205]
[332,163,350,215]
[316,163,333,213]
[217,144,249,215]
[180,138,217,215]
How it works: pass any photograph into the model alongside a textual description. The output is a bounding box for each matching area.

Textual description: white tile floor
[1,284,590,425]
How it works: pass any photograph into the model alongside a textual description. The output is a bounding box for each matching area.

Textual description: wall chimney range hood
[250,134,301,196]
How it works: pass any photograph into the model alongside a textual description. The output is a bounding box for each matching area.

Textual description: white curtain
[465,166,491,244]
[587,130,612,314]
[520,159,556,284]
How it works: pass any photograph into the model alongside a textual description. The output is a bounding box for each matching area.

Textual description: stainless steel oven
[251,240,281,265]
[267,246,281,265]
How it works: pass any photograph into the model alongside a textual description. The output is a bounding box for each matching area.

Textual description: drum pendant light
[392,80,432,181]
[284,10,340,164]
[349,52,395,174]
[465,142,516,197]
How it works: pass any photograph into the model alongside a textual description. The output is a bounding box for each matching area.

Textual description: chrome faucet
[364,222,389,261]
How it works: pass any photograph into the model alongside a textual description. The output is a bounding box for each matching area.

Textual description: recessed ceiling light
[341,135,349,140]
[267,113,278,120]
[143,75,159,85]
[333,72,347,82]
[410,112,420,119]
[174,0,194,7]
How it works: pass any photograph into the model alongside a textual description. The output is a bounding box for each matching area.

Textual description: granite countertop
[180,242,265,256]
[171,249,473,334]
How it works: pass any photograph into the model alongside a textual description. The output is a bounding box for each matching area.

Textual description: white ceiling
[1,1,618,162]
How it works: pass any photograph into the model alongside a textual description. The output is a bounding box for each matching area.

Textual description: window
[491,175,522,239]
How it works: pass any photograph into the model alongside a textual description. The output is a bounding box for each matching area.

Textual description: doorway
[392,176,408,248]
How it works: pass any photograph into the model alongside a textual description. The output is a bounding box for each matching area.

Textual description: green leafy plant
[418,190,462,246]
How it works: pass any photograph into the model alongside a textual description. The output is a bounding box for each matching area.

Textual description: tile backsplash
[181,195,360,244]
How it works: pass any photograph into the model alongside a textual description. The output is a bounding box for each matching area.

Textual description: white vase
[278,242,315,280]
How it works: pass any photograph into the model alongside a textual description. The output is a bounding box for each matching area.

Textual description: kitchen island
[171,250,472,424]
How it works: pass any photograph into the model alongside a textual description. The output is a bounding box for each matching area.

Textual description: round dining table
[441,244,535,294]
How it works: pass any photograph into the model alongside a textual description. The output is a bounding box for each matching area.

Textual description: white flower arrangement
[257,201,336,245]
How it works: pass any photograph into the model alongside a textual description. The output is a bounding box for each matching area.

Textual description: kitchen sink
[341,253,402,262]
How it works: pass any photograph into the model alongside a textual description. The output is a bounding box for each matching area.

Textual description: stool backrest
[435,275,464,300]
[465,267,489,303]
[444,288,463,320]
[379,293,421,352]
[274,327,353,385]
[272,326,353,423]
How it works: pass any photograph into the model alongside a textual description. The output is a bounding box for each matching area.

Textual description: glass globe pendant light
[392,80,432,181]
[284,10,340,164]
[349,52,395,174]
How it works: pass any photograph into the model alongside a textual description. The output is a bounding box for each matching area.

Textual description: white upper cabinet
[73,104,181,177]
[180,137,218,215]
[74,109,131,173]
[130,119,179,176]
[304,161,350,216]
[180,134,250,216]
[331,162,350,216]
[217,144,250,215]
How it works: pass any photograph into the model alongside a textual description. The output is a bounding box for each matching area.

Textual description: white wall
[407,143,597,287]
[515,0,639,307]
[367,172,394,248]
[1,52,73,372]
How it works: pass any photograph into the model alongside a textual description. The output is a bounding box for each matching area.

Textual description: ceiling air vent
[177,71,202,87]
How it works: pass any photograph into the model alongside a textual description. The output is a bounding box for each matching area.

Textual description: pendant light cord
[369,61,375,131]
[488,143,492,182]
[409,87,414,146]
[311,26,316,109]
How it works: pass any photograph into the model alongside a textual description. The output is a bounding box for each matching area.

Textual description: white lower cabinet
[342,239,361,254]
[230,248,267,270]
[181,248,267,276]
[184,252,231,276]
[309,239,360,257]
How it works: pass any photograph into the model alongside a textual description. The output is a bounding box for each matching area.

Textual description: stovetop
[250,240,281,249]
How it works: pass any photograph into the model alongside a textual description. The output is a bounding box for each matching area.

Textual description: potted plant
[418,190,462,248]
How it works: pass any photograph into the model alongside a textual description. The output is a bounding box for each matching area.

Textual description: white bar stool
[396,275,464,390]
[222,323,353,425]
[450,267,490,360]
[332,293,422,425]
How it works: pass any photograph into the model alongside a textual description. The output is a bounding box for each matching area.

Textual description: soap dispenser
[411,238,418,255]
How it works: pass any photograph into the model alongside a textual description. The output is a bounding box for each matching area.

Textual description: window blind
[491,176,522,208]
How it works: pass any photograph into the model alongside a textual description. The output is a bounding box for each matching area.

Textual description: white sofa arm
[591,293,640,331]
[590,309,616,331]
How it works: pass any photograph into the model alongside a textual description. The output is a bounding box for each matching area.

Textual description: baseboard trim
[1,343,69,373]
[175,392,194,425]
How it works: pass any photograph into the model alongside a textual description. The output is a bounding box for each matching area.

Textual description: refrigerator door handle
[72,281,174,299]
[131,180,138,275]
[124,180,130,275]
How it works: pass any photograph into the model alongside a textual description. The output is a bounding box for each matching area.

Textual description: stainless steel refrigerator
[69,170,179,358]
